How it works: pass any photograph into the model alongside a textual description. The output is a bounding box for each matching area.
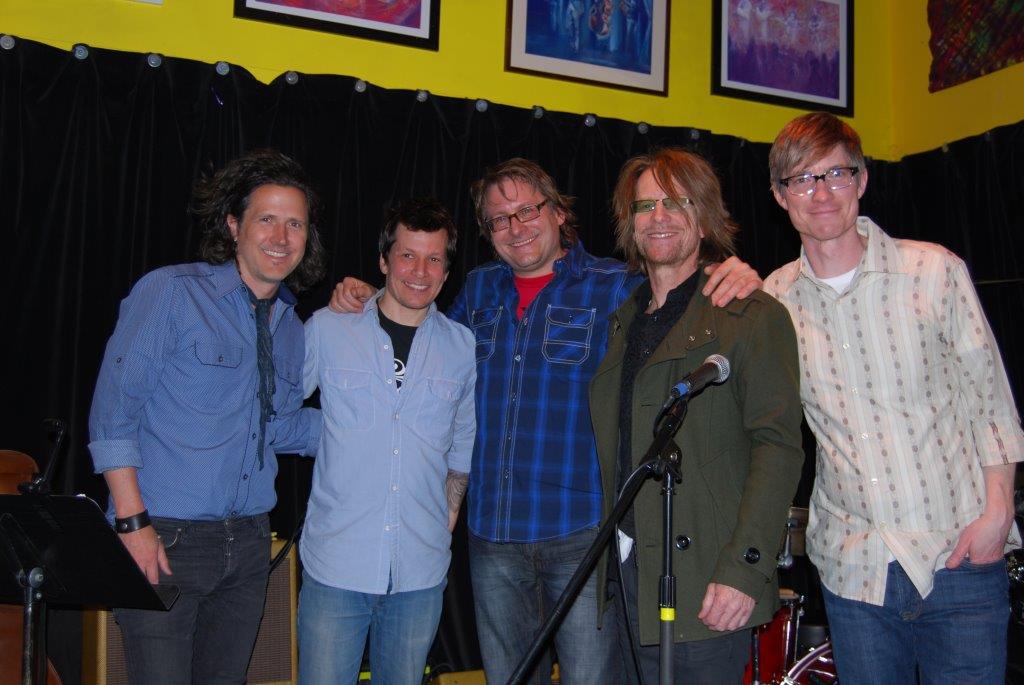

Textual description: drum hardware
[746,507,836,684]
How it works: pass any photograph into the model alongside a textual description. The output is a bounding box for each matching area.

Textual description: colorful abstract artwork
[928,0,1024,92]
[234,0,439,50]
[711,0,852,115]
[506,0,670,94]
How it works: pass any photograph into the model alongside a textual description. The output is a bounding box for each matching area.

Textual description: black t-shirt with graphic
[377,307,418,390]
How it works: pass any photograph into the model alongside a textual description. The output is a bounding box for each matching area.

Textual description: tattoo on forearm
[446,470,469,513]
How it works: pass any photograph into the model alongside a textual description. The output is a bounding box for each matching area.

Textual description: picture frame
[234,0,440,51]
[711,0,853,115]
[505,0,670,95]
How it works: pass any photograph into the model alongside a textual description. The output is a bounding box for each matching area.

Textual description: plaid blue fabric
[449,242,643,543]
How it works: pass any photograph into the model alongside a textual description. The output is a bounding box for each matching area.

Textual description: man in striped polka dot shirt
[764,112,1022,684]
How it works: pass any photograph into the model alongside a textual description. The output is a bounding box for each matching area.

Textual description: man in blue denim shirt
[299,198,475,684]
[88,150,325,685]
[332,158,759,684]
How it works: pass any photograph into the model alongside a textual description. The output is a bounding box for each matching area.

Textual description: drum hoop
[780,640,833,684]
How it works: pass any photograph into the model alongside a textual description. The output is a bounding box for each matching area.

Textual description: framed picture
[234,0,440,51]
[711,0,853,115]
[505,0,670,95]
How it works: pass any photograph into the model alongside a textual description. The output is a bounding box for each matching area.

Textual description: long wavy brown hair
[194,149,326,292]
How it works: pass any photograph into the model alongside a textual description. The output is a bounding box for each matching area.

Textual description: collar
[630,270,699,314]
[364,287,439,326]
[797,216,907,285]
[209,261,297,306]
[497,239,588,280]
[608,271,720,363]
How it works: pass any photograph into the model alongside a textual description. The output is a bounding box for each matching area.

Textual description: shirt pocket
[413,377,461,451]
[471,307,502,363]
[187,341,243,410]
[272,356,300,409]
[323,368,374,430]
[542,305,595,365]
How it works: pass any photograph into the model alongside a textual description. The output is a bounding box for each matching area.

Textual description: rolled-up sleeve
[88,272,176,473]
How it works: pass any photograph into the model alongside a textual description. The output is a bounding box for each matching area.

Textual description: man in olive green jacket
[590,148,804,683]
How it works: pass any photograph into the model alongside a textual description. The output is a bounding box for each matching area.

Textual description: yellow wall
[1,0,1021,160]
[889,2,1024,156]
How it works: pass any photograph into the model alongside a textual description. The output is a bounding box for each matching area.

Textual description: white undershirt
[818,266,857,294]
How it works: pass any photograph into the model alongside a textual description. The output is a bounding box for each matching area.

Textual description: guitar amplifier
[82,537,298,684]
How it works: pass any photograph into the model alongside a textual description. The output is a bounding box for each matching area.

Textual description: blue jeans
[468,527,624,685]
[297,571,445,685]
[113,514,271,685]
[822,559,1010,684]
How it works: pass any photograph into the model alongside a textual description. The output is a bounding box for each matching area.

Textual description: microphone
[670,355,730,399]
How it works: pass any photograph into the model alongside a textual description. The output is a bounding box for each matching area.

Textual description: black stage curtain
[2,38,1022,681]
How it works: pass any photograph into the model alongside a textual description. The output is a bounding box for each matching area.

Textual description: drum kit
[744,507,837,684]
[737,496,1024,684]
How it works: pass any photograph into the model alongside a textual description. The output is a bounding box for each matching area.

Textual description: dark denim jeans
[297,571,445,685]
[617,550,750,685]
[468,527,624,685]
[822,558,1010,684]
[113,514,271,685]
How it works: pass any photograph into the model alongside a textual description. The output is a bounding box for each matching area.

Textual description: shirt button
[393,449,399,455]
[842,343,850,350]
[514,354,522,362]
[218,355,224,362]
[386,378,393,384]
[861,433,869,440]
[252,433,257,439]
[852,387,859,395]
[391,485,398,492]
[384,344,390,350]
[522,317,528,324]
[504,469,510,478]
[394,413,400,420]
[230,510,237,516]
[385,525,391,531]
[242,474,249,481]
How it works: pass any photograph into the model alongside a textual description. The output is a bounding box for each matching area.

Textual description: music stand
[0,493,178,685]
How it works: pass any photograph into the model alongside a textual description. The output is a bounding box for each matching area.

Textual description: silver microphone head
[705,354,730,383]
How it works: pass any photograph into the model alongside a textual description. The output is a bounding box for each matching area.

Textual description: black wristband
[114,509,152,534]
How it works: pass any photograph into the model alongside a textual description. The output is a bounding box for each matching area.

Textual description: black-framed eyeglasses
[484,199,549,233]
[779,166,859,196]
[630,197,694,214]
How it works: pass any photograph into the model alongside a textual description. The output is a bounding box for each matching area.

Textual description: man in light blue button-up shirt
[88,150,326,685]
[299,198,475,684]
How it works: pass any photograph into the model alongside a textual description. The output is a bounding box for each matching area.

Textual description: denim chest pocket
[471,307,502,362]
[324,368,374,430]
[413,377,462,449]
[272,357,300,407]
[184,341,244,409]
[194,341,242,368]
[542,305,595,365]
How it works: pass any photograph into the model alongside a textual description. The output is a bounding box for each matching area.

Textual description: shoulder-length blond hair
[612,147,736,272]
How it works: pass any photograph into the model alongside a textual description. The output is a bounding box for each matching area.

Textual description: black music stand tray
[0,493,179,685]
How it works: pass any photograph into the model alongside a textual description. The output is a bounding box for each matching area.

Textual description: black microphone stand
[508,396,691,685]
